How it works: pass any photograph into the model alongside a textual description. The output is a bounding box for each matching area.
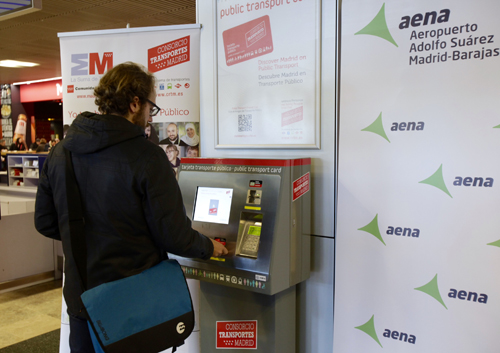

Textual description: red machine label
[292,172,310,201]
[216,320,257,349]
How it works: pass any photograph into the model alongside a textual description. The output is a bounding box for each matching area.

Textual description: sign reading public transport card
[216,0,319,147]
[223,15,273,66]
[216,320,257,349]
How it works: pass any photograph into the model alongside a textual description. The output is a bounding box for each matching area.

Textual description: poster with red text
[59,25,200,147]
[216,0,320,148]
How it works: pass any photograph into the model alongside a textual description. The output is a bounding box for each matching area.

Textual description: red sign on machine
[216,320,257,349]
[292,172,310,201]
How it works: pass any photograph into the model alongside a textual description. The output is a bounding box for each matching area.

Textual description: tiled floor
[0,280,62,349]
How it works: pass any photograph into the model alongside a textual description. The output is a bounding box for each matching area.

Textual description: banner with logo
[335,1,500,352]
[0,84,13,145]
[59,25,200,158]
[216,0,320,148]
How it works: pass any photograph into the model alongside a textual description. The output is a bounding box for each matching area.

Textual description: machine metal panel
[172,158,310,296]
[179,171,280,277]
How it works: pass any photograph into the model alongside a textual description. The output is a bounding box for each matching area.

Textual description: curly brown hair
[94,62,155,116]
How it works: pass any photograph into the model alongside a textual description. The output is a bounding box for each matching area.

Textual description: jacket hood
[62,112,146,154]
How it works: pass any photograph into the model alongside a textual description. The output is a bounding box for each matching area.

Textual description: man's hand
[211,238,228,257]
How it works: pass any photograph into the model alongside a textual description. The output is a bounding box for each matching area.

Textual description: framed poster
[216,0,321,148]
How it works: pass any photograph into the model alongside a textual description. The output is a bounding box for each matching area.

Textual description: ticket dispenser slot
[236,212,263,259]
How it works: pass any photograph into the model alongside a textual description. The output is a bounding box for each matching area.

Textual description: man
[159,122,179,144]
[35,138,47,153]
[35,62,227,352]
[30,138,40,151]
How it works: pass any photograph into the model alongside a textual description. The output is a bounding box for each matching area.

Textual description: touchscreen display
[193,187,233,224]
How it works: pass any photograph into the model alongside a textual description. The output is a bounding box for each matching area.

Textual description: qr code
[238,114,252,132]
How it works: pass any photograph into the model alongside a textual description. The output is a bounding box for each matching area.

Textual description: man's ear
[129,96,141,113]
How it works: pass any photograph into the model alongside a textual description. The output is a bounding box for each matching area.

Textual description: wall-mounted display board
[216,0,321,148]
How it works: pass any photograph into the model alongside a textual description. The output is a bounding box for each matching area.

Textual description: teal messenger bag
[83,260,194,353]
[64,148,194,353]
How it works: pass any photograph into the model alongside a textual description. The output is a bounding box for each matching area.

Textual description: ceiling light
[13,77,62,85]
[0,60,39,68]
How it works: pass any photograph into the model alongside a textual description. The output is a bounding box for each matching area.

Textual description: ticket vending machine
[171,158,311,353]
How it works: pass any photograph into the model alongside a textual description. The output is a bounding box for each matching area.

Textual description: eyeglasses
[145,98,161,117]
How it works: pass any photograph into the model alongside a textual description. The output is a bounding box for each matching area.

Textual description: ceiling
[0,0,196,84]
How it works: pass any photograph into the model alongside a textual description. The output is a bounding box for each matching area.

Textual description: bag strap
[64,147,88,290]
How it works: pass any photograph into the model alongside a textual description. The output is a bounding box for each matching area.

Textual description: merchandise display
[6,153,46,188]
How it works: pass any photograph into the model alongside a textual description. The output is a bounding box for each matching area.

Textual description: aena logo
[355,315,417,347]
[399,9,450,30]
[361,112,425,143]
[358,214,420,245]
[356,5,451,46]
[356,274,487,346]
[416,274,488,306]
[71,52,113,76]
[355,3,398,47]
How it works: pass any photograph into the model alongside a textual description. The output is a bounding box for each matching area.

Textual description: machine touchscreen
[193,187,233,224]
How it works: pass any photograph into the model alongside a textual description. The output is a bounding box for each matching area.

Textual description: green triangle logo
[355,3,398,47]
[355,315,383,347]
[358,214,386,245]
[361,113,390,142]
[415,274,448,309]
[494,124,500,129]
[487,239,500,247]
[419,164,452,198]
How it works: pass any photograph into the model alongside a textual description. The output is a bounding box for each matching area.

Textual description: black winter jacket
[35,112,213,315]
